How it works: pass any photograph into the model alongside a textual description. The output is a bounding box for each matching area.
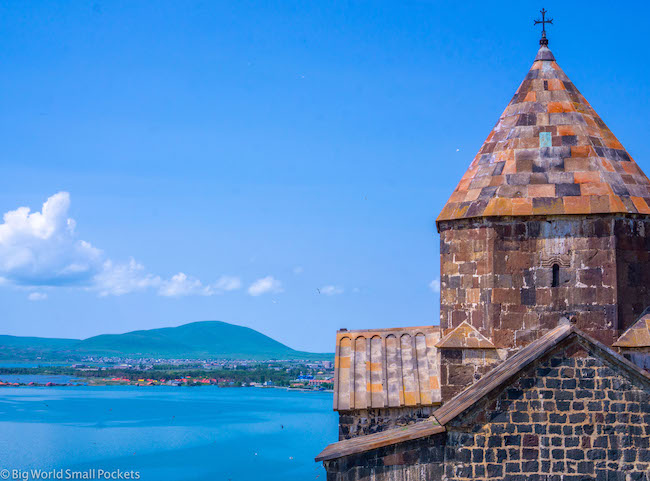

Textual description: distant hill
[0,335,77,360]
[0,321,331,361]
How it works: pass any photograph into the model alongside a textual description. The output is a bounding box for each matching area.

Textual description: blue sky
[1,1,649,352]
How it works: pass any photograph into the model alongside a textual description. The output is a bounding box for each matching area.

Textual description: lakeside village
[0,357,334,391]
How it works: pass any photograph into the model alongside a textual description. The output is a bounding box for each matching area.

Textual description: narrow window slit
[552,264,560,288]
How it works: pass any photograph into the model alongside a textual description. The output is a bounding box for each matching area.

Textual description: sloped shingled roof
[333,326,441,411]
[437,45,650,222]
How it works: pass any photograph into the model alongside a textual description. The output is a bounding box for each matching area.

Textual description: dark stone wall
[438,215,650,352]
[323,338,650,480]
[338,406,436,440]
[323,433,446,481]
[439,348,502,405]
[614,218,650,332]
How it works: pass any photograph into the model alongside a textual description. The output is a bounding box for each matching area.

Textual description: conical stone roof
[437,45,650,222]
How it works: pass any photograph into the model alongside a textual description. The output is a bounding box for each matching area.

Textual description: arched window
[552,264,560,287]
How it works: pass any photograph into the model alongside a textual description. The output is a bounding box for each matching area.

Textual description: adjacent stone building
[318,24,650,481]
[319,324,650,480]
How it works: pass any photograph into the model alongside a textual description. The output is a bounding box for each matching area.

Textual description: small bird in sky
[316,288,321,294]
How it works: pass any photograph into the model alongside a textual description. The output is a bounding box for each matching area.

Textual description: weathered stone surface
[324,37,650,480]
[338,406,436,440]
[614,309,650,348]
[437,321,496,349]
[438,215,650,357]
[324,337,650,480]
[333,326,441,414]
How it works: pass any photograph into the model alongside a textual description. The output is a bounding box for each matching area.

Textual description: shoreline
[0,380,333,393]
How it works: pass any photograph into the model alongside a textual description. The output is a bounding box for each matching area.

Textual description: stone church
[316,19,650,481]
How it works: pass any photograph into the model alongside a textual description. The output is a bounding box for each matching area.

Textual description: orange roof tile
[437,45,650,223]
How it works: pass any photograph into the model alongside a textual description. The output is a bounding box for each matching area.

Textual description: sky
[1,1,649,352]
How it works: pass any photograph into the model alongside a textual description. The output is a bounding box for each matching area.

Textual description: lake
[0,374,82,384]
[0,386,338,480]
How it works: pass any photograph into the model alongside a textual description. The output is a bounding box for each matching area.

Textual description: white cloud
[293,266,303,275]
[0,193,244,298]
[248,276,283,296]
[27,292,47,301]
[94,259,161,296]
[0,192,103,286]
[213,275,242,292]
[158,272,211,297]
[320,285,344,296]
[429,279,440,293]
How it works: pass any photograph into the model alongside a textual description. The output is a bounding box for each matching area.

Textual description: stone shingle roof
[333,326,441,411]
[437,45,650,222]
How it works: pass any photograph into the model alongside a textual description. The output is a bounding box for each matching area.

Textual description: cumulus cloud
[94,259,161,296]
[320,285,344,296]
[27,292,47,301]
[0,193,244,298]
[0,192,103,286]
[429,279,441,293]
[248,276,283,296]
[158,272,211,297]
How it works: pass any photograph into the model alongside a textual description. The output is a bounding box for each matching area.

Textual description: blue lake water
[0,374,81,384]
[0,386,337,480]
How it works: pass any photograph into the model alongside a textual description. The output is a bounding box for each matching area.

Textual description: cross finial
[534,8,553,46]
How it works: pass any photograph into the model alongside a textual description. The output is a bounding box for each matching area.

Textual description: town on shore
[0,356,334,391]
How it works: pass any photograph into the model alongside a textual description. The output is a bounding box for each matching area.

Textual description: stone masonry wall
[324,337,650,481]
[324,433,445,481]
[338,406,436,440]
[615,218,650,332]
[440,348,502,403]
[438,215,650,351]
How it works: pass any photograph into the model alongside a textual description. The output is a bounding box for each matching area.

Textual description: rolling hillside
[0,335,77,360]
[0,321,331,361]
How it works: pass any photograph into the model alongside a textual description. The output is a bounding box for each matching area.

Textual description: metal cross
[534,8,553,45]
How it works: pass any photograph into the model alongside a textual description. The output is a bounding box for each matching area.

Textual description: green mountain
[0,335,77,360]
[0,321,331,361]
